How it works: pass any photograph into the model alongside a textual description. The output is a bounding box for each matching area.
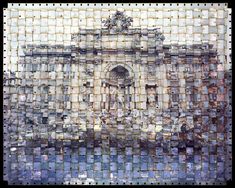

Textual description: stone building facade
[17,12,227,130]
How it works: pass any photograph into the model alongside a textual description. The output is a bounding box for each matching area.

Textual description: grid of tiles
[3,3,232,185]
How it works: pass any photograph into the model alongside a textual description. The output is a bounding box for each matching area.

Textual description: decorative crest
[103,11,133,33]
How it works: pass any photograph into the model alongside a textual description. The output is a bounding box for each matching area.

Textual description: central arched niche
[102,63,135,111]
[109,65,130,86]
[105,63,135,86]
[110,65,129,79]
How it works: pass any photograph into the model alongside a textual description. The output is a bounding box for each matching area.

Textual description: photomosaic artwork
[3,3,232,185]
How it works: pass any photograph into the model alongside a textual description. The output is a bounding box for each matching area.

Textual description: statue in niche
[146,85,157,107]
[106,65,134,111]
[117,93,125,109]
[109,85,118,109]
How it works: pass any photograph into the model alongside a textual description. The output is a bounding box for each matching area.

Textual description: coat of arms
[103,11,133,32]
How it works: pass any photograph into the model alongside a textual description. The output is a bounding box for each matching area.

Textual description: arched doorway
[102,64,135,111]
